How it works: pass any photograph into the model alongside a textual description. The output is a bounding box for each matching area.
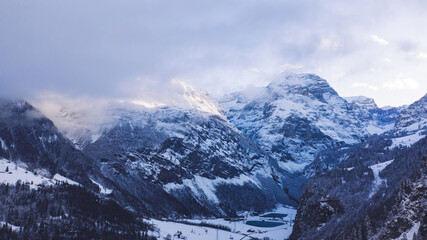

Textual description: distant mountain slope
[220,73,399,173]
[0,99,92,184]
[81,104,290,216]
[0,98,289,218]
[345,96,402,135]
[394,94,427,135]
[387,94,427,148]
[220,73,402,201]
[290,132,427,240]
[0,99,155,239]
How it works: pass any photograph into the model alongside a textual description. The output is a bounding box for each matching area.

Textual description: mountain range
[0,73,425,239]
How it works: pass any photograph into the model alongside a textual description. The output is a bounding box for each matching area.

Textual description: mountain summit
[221,73,377,172]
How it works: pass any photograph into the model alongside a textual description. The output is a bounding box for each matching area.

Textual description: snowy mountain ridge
[220,73,384,174]
[344,96,378,110]
[394,93,427,135]
[30,73,424,211]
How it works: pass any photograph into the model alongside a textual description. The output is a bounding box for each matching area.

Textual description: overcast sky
[1,0,426,107]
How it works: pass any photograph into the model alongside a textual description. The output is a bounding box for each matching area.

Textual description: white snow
[368,159,394,197]
[164,174,260,204]
[219,73,379,173]
[91,133,102,143]
[149,219,241,240]
[0,137,8,151]
[149,205,297,240]
[390,131,425,148]
[278,161,309,172]
[90,178,113,195]
[395,222,420,240]
[0,221,21,232]
[0,158,80,189]
[365,122,394,135]
[52,174,80,186]
[344,96,377,109]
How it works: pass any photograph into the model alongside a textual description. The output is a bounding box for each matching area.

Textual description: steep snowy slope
[0,99,93,184]
[395,94,427,135]
[221,73,363,173]
[37,80,223,150]
[221,74,405,173]
[391,94,427,148]
[345,96,402,135]
[290,135,427,240]
[220,73,406,202]
[82,103,290,216]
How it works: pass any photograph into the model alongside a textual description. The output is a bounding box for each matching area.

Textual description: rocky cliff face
[0,99,289,217]
[220,73,402,201]
[290,92,427,239]
[221,74,400,173]
[290,134,427,240]
[394,94,427,135]
[345,96,402,135]
[81,104,290,216]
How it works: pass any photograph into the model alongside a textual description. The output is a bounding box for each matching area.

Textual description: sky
[0,0,426,107]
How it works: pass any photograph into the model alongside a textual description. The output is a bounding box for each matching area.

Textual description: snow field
[0,158,79,189]
[149,205,297,240]
[368,159,394,197]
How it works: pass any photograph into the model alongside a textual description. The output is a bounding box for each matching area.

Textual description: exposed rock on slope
[82,104,289,216]
[221,73,399,174]
[220,73,402,201]
[345,96,401,135]
[290,136,427,240]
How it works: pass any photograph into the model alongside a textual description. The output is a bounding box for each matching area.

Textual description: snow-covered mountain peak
[125,80,223,116]
[220,73,367,177]
[394,93,427,135]
[344,96,378,110]
[175,80,223,116]
[266,73,340,104]
[269,73,328,87]
[47,99,229,150]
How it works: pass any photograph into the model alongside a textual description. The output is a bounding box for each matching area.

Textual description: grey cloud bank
[0,0,426,107]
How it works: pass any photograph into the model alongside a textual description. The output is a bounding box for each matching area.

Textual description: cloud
[383,77,419,90]
[371,35,389,46]
[351,82,379,91]
[416,51,427,59]
[281,64,304,69]
[0,0,427,107]
[410,50,427,59]
[31,79,222,140]
[318,38,341,50]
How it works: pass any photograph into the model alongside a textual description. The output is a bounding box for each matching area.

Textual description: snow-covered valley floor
[149,205,297,240]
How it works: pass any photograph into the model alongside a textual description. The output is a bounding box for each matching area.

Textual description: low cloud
[1,1,427,107]
[383,77,419,90]
[371,35,389,46]
[411,50,427,59]
[31,78,222,137]
[318,38,341,50]
[351,82,378,91]
[32,94,112,134]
